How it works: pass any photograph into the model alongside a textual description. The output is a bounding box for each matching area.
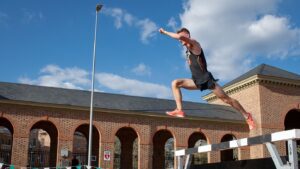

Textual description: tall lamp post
[87,4,103,169]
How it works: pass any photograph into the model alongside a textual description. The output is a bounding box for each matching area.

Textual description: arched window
[114,127,138,169]
[284,109,300,160]
[72,124,99,167]
[152,130,174,169]
[188,132,208,164]
[0,118,13,164]
[220,134,238,161]
[27,121,57,168]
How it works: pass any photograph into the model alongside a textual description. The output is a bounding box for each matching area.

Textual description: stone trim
[203,75,300,102]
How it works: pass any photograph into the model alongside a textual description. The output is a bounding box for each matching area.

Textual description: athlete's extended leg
[212,83,255,129]
[166,79,198,117]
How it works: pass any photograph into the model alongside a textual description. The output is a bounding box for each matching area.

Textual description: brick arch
[0,117,14,134]
[150,128,175,144]
[114,127,139,169]
[188,132,208,147]
[26,117,60,137]
[92,122,104,143]
[284,109,300,130]
[0,117,14,164]
[72,124,100,166]
[283,107,300,157]
[71,123,102,141]
[152,129,174,169]
[108,124,142,143]
[112,125,141,141]
[1,114,26,137]
[220,133,238,162]
[279,103,300,129]
[188,132,208,165]
[28,120,58,167]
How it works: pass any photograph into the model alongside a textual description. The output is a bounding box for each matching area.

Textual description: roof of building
[0,81,244,122]
[223,64,300,88]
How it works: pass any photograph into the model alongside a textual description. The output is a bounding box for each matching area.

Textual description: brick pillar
[139,144,152,169]
[57,126,74,166]
[57,139,73,167]
[11,135,29,168]
[239,147,250,160]
[209,151,220,163]
[100,142,114,169]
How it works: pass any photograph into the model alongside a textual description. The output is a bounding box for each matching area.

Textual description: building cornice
[203,75,300,102]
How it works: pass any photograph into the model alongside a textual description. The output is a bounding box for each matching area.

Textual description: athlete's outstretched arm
[159,28,181,39]
[159,28,198,47]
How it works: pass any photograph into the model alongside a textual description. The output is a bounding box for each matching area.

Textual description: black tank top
[187,49,212,84]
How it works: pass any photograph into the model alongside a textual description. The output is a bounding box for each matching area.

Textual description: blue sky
[0,0,300,103]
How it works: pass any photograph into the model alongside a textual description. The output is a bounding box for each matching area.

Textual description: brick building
[0,64,299,169]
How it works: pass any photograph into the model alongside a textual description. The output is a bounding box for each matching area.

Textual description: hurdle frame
[175,129,300,169]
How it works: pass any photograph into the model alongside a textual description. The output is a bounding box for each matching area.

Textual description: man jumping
[159,27,255,130]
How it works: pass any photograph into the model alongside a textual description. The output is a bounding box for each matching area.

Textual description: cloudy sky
[1,0,300,103]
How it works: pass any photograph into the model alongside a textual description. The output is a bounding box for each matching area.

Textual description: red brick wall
[258,82,300,157]
[208,81,300,159]
[0,102,247,169]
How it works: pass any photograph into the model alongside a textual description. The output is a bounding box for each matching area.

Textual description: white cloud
[180,0,300,81]
[131,63,151,76]
[96,73,171,99]
[136,19,158,43]
[19,64,90,90]
[124,13,134,26]
[19,65,171,99]
[247,15,300,58]
[167,17,178,31]
[103,7,158,43]
[105,8,123,29]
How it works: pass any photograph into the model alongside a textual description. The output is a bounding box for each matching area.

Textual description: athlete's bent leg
[167,79,198,117]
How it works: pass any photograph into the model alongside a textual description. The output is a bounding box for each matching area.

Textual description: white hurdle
[175,129,300,169]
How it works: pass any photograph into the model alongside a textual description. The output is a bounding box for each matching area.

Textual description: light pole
[87,4,103,169]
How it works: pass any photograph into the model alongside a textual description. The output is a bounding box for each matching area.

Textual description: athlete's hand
[159,28,166,34]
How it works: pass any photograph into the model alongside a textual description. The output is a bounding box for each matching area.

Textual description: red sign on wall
[104,150,111,161]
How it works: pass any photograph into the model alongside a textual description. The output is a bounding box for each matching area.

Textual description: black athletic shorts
[193,73,218,91]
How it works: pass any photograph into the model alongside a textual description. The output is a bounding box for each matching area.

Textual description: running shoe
[166,109,185,118]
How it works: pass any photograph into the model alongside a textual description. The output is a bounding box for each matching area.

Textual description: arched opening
[0,118,13,164]
[152,130,174,169]
[113,137,121,168]
[113,127,138,169]
[220,134,238,162]
[284,109,300,160]
[27,121,58,168]
[72,124,99,167]
[188,132,208,165]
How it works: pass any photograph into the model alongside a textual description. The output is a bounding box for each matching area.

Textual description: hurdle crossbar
[175,129,300,169]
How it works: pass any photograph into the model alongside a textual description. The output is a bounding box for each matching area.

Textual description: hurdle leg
[184,154,192,169]
[266,142,288,169]
[177,156,184,169]
[287,139,298,169]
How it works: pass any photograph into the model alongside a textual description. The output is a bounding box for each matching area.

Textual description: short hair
[176,28,190,36]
